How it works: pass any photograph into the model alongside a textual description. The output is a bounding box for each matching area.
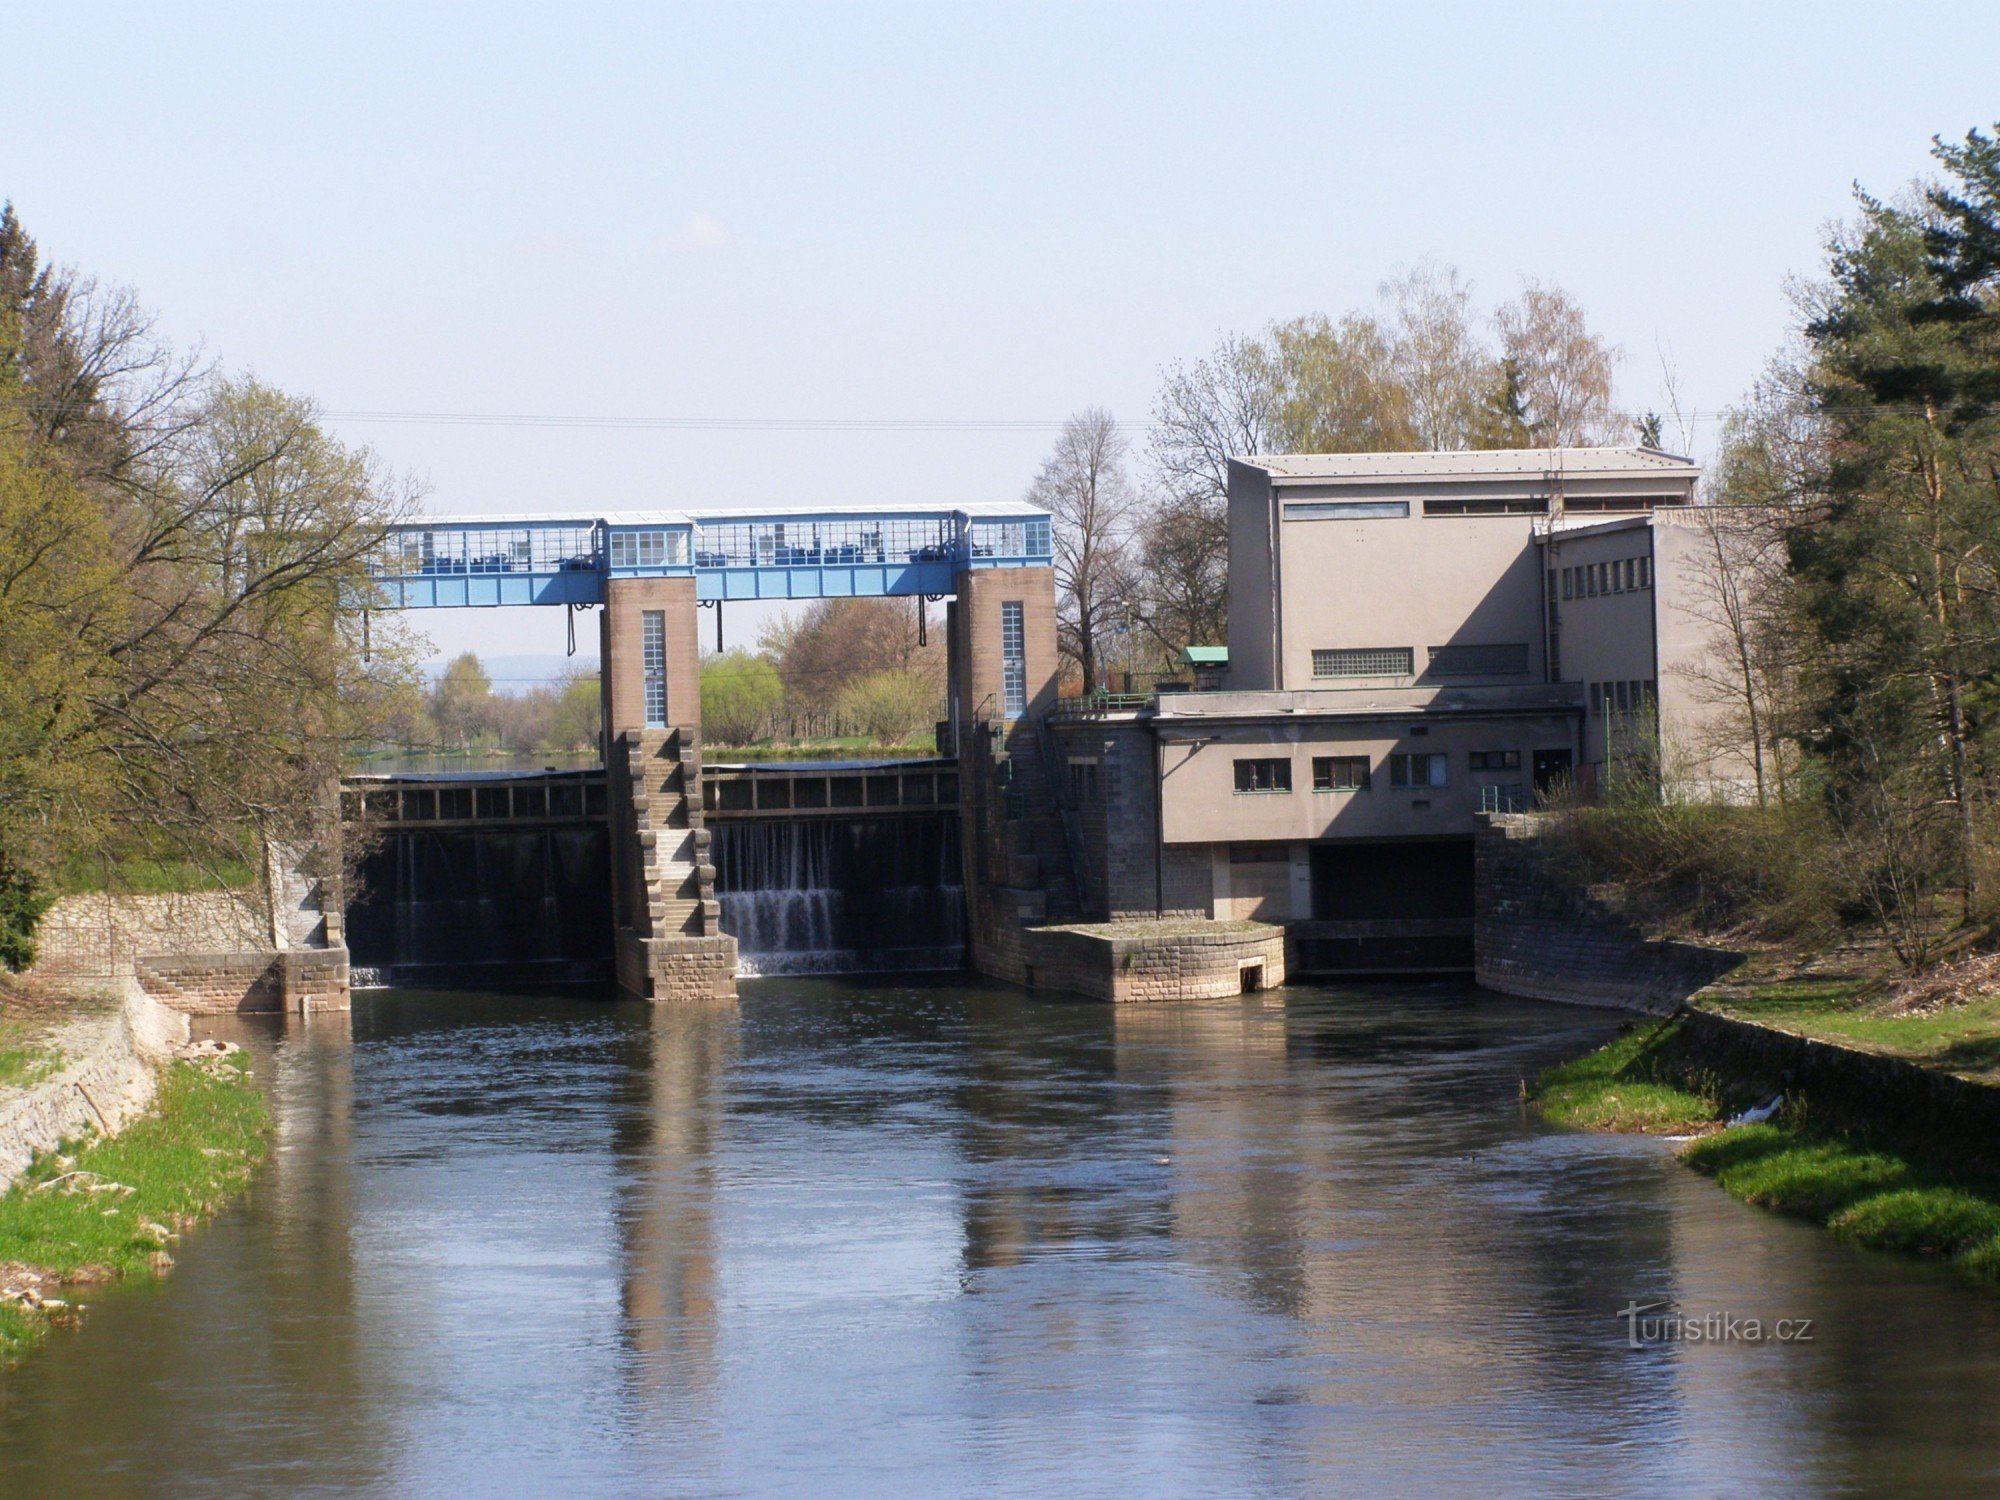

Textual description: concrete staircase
[611,728,736,1001]
[621,729,720,938]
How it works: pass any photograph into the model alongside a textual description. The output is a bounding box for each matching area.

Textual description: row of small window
[1558,555,1650,600]
[1282,496,1672,522]
[1589,679,1657,717]
[1234,749,1522,794]
[1311,643,1529,680]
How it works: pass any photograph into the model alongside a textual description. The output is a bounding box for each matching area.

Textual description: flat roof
[398,499,1048,529]
[1237,447,1699,483]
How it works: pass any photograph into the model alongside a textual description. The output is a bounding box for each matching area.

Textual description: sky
[7,2,1999,678]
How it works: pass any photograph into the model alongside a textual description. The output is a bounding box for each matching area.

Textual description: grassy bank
[1528,1020,2000,1287]
[0,1054,269,1363]
[1705,978,2000,1081]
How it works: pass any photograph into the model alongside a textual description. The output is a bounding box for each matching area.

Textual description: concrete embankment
[0,985,189,1192]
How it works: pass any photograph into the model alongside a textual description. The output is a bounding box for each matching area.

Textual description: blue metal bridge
[367,501,1054,608]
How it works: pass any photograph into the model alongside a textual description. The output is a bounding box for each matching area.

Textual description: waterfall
[347,825,613,986]
[712,817,965,976]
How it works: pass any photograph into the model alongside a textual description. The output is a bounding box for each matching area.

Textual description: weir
[343,762,972,986]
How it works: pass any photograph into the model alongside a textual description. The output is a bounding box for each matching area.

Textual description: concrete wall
[1541,517,1659,768]
[1274,507,1548,693]
[1225,462,1278,691]
[1155,706,1578,845]
[1653,511,1772,799]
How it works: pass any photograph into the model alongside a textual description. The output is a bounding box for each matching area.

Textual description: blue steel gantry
[366,500,1054,609]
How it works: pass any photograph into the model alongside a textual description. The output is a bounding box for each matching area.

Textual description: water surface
[2,979,1997,1497]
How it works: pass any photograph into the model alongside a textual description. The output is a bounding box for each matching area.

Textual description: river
[3,978,1998,1497]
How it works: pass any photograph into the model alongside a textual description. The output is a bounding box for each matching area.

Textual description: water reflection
[2,980,2000,1496]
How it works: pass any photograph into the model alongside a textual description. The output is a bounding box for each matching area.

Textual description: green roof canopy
[1179,646,1228,666]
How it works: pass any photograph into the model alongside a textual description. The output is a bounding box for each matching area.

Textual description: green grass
[0,1055,269,1363]
[1526,1024,1725,1133]
[1534,1024,2000,1287]
[52,854,257,897]
[1708,979,2000,1079]
[1681,1125,2000,1279]
[0,1016,62,1089]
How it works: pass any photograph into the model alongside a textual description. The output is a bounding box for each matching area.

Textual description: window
[1233,758,1292,793]
[1638,556,1652,589]
[1614,680,1630,712]
[1426,642,1530,677]
[1229,843,1289,863]
[1623,558,1636,591]
[610,530,680,569]
[641,611,667,728]
[1001,601,1026,717]
[1067,760,1099,802]
[1389,752,1448,788]
[1468,750,1521,771]
[1312,756,1371,791]
[1561,568,1574,601]
[1584,565,1597,598]
[1422,497,1549,515]
[1312,647,1414,679]
[1283,500,1409,521]
[1610,561,1623,594]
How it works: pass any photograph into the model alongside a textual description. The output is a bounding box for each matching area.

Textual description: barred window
[1233,758,1292,793]
[1312,756,1371,791]
[1426,643,1529,677]
[1312,647,1414,679]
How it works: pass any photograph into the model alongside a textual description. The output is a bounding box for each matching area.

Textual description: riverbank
[0,1048,267,1362]
[1529,1014,2000,1288]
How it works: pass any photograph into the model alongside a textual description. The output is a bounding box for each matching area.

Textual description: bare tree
[1494,280,1621,445]
[1383,262,1491,449]
[1029,408,1140,691]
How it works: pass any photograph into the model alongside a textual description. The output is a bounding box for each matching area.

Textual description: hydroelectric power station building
[326,446,1755,1004]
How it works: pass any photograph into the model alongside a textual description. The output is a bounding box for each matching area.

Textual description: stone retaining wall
[615,930,738,1002]
[133,949,351,1015]
[0,984,188,1191]
[1021,922,1286,1003]
[1474,813,1740,1012]
[30,891,274,982]
[1669,1009,2000,1174]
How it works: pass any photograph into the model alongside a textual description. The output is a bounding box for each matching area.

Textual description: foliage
[701,650,785,745]
[837,669,938,746]
[0,857,49,972]
[758,597,942,740]
[0,203,420,950]
[0,1055,269,1363]
[1527,1024,1723,1134]
[1141,267,1623,659]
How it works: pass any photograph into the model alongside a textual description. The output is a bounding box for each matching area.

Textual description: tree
[700,650,784,745]
[1493,280,1621,446]
[838,669,938,745]
[431,653,493,748]
[540,674,602,756]
[1383,262,1491,449]
[1130,488,1230,665]
[0,206,415,928]
[760,597,940,737]
[1266,313,1420,452]
[1028,408,1140,690]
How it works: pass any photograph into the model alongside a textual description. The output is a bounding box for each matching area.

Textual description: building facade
[1049,447,1752,973]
